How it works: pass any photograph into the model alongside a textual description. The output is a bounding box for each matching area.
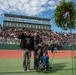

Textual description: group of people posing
[17,30,51,72]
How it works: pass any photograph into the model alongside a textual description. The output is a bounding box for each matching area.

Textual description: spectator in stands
[17,30,34,71]
[0,27,76,50]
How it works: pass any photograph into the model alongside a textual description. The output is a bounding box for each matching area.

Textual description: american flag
[63,11,69,18]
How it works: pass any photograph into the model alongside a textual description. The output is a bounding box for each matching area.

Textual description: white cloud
[0,0,73,16]
[48,0,55,5]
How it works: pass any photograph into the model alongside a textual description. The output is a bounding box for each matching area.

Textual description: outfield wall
[0,44,21,50]
[0,44,76,50]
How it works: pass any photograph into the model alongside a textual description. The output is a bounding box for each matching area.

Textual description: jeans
[40,56,49,67]
[22,49,31,70]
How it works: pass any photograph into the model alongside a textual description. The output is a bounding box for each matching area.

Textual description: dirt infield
[0,50,76,58]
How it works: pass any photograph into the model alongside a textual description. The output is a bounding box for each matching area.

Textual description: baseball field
[0,50,76,75]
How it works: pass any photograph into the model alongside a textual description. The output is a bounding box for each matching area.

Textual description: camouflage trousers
[22,49,31,70]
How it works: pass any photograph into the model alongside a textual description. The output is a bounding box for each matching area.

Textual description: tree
[54,0,76,30]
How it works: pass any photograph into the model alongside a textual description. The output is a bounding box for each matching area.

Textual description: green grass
[0,58,76,75]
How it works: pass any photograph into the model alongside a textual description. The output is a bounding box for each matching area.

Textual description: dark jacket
[35,44,48,57]
[17,33,34,50]
[34,35,42,47]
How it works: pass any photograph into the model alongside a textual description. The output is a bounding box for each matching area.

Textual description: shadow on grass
[0,71,26,74]
[42,62,72,73]
[0,62,75,74]
[0,70,36,74]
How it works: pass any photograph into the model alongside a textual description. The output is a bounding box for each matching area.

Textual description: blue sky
[0,0,76,33]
